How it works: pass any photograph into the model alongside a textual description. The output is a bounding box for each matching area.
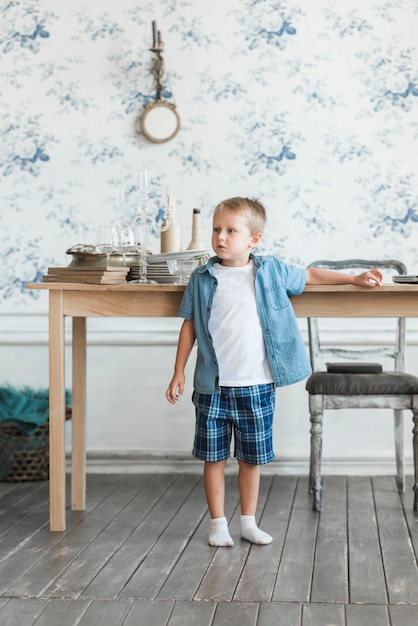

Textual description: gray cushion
[306,371,418,395]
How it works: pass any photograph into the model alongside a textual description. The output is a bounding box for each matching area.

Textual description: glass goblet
[114,225,138,267]
[97,225,115,267]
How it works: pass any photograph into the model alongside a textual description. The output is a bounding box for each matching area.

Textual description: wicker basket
[0,407,72,482]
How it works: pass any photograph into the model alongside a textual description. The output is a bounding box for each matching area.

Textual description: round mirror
[140,101,180,143]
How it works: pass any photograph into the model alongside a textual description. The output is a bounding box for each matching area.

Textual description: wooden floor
[0,473,418,626]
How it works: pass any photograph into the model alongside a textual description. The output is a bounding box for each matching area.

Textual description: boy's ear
[250,232,262,248]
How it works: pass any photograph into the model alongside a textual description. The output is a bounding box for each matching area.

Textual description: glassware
[113,186,125,228]
[176,258,199,284]
[96,225,115,267]
[114,225,137,267]
[129,169,173,284]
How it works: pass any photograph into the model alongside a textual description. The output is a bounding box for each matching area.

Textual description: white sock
[208,517,234,547]
[240,515,272,545]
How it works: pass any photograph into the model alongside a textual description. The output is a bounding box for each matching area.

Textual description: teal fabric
[0,387,72,435]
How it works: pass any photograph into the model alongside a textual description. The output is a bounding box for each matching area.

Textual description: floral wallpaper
[1,0,417,309]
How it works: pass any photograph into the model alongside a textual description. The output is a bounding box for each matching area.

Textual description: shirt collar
[199,253,262,275]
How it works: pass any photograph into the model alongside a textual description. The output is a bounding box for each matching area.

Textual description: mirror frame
[140,100,181,144]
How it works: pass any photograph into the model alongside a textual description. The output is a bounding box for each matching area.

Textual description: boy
[166,197,382,547]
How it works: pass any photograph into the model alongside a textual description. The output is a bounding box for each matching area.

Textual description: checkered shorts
[192,384,276,465]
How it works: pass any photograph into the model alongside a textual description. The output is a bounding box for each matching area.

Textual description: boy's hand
[353,269,383,287]
[166,374,185,404]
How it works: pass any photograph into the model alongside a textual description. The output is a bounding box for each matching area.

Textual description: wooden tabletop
[26,281,418,318]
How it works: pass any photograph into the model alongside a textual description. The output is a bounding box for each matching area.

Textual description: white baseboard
[75,452,414,476]
[3,312,418,346]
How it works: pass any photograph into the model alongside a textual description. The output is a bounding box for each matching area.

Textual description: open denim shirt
[178,253,312,394]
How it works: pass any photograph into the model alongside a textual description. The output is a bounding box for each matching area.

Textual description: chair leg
[412,408,418,511]
[393,409,404,492]
[309,399,323,512]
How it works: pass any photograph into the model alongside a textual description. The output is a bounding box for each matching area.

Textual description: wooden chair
[305,259,418,512]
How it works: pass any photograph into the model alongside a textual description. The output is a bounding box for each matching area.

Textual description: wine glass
[97,225,115,267]
[113,225,138,267]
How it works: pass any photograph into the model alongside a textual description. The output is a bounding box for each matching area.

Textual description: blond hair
[213,197,267,235]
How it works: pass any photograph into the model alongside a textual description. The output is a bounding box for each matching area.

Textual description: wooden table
[27,282,418,530]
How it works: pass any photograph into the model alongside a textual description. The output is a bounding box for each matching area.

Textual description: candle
[167,186,175,209]
[115,186,124,208]
[152,20,157,48]
[139,169,148,191]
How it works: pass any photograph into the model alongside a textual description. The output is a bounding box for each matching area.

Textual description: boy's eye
[213,227,220,233]
[228,229,235,234]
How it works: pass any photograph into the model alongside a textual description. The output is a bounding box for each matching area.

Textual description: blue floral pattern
[0,0,417,306]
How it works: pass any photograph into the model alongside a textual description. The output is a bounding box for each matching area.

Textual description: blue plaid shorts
[192,384,276,465]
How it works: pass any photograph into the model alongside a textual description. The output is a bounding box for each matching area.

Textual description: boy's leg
[238,460,272,545]
[238,460,260,515]
[204,460,233,546]
[232,384,275,545]
[204,459,227,518]
[193,390,233,546]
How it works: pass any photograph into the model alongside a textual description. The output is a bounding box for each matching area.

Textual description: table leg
[413,407,418,511]
[72,317,86,510]
[49,290,66,531]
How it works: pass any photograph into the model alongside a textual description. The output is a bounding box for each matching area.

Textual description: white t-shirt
[208,261,274,386]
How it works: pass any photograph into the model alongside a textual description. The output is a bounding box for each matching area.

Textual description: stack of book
[43,266,130,284]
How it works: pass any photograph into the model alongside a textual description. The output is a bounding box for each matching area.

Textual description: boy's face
[212,210,261,267]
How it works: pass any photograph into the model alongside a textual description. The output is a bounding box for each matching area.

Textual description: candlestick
[152,20,157,49]
[128,169,173,284]
[113,185,125,229]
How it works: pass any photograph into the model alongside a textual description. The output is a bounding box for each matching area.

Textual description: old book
[44,270,128,276]
[42,274,127,284]
[43,266,129,284]
[47,266,128,274]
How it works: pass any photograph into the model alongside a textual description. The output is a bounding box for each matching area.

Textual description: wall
[1,1,417,472]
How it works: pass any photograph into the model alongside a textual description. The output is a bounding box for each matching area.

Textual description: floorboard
[0,473,417,625]
[81,473,178,600]
[373,476,418,604]
[272,477,319,602]
[345,604,390,626]
[347,476,388,604]
[119,474,203,599]
[302,603,345,626]
[76,600,132,626]
[233,475,294,603]
[310,475,348,603]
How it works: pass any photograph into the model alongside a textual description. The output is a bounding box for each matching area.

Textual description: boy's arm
[305,267,383,287]
[166,319,196,404]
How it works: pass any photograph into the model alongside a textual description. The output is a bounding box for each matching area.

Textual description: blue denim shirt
[178,254,312,393]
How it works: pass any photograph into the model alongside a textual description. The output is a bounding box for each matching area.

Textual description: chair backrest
[307,259,407,373]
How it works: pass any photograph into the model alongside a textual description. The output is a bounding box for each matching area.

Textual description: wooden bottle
[186,208,205,250]
[160,197,182,253]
